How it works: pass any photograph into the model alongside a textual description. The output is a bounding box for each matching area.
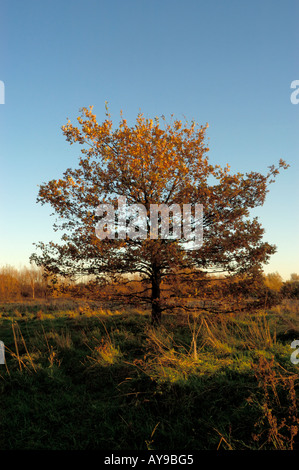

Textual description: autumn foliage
[31,106,289,323]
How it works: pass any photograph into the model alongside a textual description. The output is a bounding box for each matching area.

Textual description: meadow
[0,298,298,451]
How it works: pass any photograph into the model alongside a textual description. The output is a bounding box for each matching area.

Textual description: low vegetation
[1,298,298,450]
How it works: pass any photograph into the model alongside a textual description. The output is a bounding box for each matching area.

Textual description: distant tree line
[0,265,298,309]
[0,265,46,300]
[0,265,71,301]
[264,272,299,300]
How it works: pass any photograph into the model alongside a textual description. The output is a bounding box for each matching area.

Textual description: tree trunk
[31,280,35,300]
[151,269,162,325]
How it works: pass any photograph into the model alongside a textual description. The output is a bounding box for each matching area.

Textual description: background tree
[19,265,45,299]
[0,265,21,300]
[31,106,289,324]
[290,273,299,283]
[281,273,299,299]
[0,264,48,300]
[263,272,284,292]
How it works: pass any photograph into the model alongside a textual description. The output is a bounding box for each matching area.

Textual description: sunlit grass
[0,299,298,450]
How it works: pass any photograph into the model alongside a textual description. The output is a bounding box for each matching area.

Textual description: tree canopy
[31,105,289,323]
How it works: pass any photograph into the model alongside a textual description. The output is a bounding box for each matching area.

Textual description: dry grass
[250,356,299,450]
[1,300,299,450]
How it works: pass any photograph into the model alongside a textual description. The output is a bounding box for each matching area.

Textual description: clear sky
[0,0,298,280]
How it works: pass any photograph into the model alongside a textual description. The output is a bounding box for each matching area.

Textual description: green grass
[0,299,298,450]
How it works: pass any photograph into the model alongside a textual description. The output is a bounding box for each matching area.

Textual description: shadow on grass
[0,309,298,450]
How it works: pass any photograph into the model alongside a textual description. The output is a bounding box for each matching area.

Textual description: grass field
[0,298,299,450]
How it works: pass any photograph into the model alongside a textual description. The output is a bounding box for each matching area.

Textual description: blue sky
[0,0,298,279]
